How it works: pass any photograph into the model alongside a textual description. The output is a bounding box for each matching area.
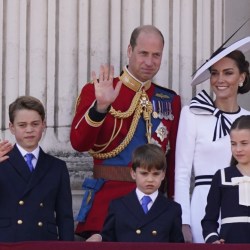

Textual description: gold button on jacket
[152,230,157,235]
[38,222,43,227]
[136,229,141,234]
[19,200,24,205]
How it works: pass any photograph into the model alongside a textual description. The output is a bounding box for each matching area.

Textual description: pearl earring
[239,82,243,87]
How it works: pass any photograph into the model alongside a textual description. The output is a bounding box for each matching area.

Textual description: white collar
[16,143,40,160]
[136,188,158,203]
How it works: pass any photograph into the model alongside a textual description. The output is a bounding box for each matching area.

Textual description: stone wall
[50,151,93,224]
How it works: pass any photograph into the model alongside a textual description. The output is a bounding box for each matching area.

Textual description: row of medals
[152,100,174,120]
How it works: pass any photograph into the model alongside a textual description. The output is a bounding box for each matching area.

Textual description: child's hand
[182,224,193,243]
[85,233,102,242]
[212,239,225,244]
[0,140,13,162]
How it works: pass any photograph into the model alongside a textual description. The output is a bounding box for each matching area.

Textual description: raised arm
[92,64,122,113]
[0,140,13,162]
[70,65,122,152]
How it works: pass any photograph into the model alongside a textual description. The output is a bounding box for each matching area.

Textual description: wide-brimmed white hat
[191,36,250,86]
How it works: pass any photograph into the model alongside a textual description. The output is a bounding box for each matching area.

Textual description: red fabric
[0,242,249,250]
[164,93,181,198]
[71,80,181,199]
[71,77,181,233]
[75,180,136,232]
[70,80,135,153]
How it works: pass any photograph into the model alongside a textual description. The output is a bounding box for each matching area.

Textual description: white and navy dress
[202,166,250,243]
[174,90,250,243]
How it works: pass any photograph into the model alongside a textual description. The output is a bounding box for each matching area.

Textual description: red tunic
[70,68,181,233]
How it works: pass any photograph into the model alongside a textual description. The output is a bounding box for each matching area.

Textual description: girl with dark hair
[202,115,250,243]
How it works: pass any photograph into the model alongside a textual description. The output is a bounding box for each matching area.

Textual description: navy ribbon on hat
[191,18,250,78]
[190,90,232,141]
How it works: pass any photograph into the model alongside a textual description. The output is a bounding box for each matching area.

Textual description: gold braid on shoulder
[109,91,141,118]
[89,89,152,159]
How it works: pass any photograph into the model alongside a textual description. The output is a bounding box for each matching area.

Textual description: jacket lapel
[8,145,32,182]
[121,191,146,220]
[121,191,170,227]
[137,193,170,227]
[23,148,51,195]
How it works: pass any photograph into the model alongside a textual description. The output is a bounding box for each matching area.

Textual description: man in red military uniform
[70,25,181,238]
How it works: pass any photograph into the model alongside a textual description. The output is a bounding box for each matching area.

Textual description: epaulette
[153,82,178,96]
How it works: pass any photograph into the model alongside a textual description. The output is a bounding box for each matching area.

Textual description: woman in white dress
[174,36,250,243]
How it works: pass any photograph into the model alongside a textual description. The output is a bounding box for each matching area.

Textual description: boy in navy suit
[0,96,74,242]
[87,144,184,242]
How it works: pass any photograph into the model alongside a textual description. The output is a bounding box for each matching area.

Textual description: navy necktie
[25,153,34,172]
[141,196,152,214]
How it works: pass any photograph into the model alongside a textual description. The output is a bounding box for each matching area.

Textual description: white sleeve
[174,105,197,225]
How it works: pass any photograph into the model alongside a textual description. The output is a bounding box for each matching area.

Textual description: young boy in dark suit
[0,96,74,242]
[87,143,184,242]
